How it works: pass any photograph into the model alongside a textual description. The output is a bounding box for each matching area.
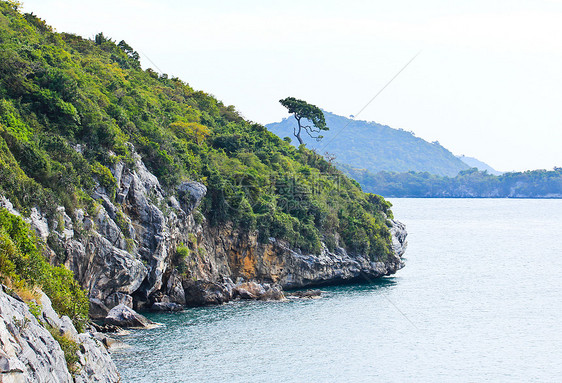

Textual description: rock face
[0,286,120,383]
[4,146,408,317]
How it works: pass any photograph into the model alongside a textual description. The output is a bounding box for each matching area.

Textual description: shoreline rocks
[105,304,155,328]
[0,286,120,383]
[0,148,408,320]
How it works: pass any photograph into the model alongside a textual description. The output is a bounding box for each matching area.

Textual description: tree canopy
[0,2,395,260]
[279,97,327,145]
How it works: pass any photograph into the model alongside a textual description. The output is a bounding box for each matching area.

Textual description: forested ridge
[0,0,395,304]
[340,165,562,198]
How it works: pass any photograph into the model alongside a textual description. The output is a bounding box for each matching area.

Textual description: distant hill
[267,111,470,177]
[457,155,502,175]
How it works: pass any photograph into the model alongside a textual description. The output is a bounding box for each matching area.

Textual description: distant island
[339,165,562,198]
[267,111,561,198]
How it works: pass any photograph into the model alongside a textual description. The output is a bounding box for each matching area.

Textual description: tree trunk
[295,132,304,145]
[295,119,304,145]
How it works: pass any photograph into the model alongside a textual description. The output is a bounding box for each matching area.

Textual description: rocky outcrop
[234,282,285,301]
[0,286,120,383]
[5,146,407,318]
[389,220,408,257]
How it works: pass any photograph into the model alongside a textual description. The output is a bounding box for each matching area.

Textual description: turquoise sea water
[112,199,562,382]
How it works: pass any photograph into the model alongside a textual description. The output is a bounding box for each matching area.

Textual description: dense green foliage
[0,3,393,260]
[0,208,89,330]
[279,97,327,145]
[340,165,562,198]
[267,111,470,177]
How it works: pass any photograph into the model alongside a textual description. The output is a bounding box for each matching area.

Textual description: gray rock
[390,220,408,257]
[65,233,148,319]
[94,208,127,251]
[0,196,19,216]
[260,284,286,301]
[91,332,126,350]
[0,287,121,383]
[73,333,121,383]
[39,292,61,329]
[58,316,78,342]
[184,281,230,306]
[235,282,266,300]
[28,207,49,242]
[104,292,133,310]
[177,181,207,215]
[105,304,154,328]
[165,270,186,305]
[88,298,111,321]
[0,287,73,382]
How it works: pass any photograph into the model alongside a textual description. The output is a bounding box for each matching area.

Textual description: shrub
[0,208,89,331]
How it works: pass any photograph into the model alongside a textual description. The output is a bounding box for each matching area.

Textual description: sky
[21,0,562,172]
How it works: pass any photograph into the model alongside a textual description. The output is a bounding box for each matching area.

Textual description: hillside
[266,111,470,177]
[457,155,502,175]
[0,0,406,337]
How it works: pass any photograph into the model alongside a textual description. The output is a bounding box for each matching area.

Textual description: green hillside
[267,111,470,177]
[0,0,393,264]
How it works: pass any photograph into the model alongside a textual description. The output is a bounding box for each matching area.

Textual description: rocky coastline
[0,149,407,381]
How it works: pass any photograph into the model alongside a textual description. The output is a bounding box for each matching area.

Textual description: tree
[170,121,211,144]
[279,97,327,145]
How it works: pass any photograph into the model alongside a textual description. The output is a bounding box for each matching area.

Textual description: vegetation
[0,1,394,267]
[0,208,89,331]
[279,97,328,145]
[340,166,562,198]
[47,325,80,375]
[174,244,190,274]
[267,111,470,177]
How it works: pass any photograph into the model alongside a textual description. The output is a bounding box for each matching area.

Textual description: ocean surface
[112,199,562,382]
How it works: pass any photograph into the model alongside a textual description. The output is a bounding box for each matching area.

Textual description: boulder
[165,270,186,305]
[260,284,286,301]
[91,332,126,350]
[104,304,154,328]
[235,282,266,300]
[184,281,230,306]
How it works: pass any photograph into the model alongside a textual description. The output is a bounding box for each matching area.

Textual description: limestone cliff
[4,148,406,316]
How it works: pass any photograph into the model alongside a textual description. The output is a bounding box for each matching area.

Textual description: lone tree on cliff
[279,97,328,145]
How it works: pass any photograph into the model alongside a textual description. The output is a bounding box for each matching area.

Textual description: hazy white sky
[22,0,562,172]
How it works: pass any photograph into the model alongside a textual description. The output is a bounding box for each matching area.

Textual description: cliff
[2,146,407,318]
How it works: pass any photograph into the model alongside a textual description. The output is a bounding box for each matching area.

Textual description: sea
[112,198,562,382]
